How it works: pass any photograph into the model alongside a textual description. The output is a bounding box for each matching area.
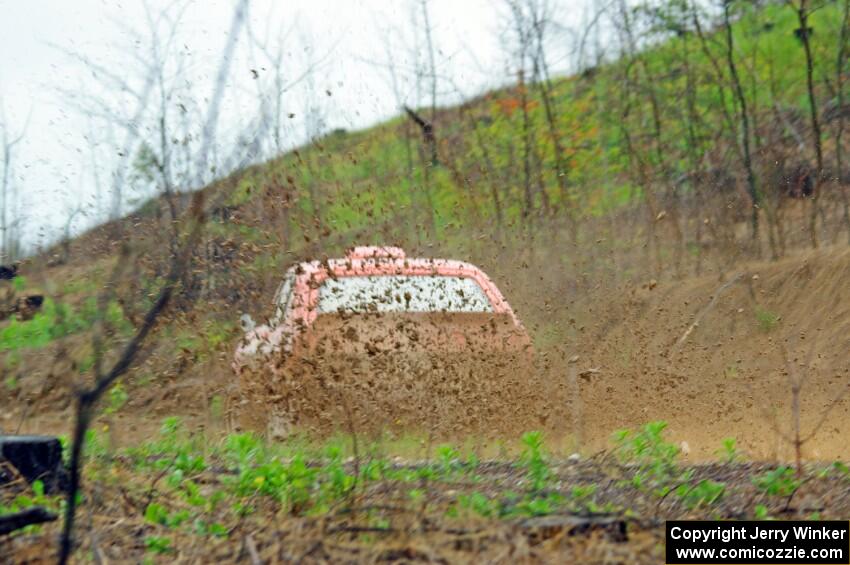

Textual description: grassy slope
[225,2,841,240]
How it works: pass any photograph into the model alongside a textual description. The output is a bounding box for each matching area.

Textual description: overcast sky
[0,0,594,254]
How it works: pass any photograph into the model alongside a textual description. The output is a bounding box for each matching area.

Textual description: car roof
[289,246,486,278]
[297,257,483,277]
[284,247,515,316]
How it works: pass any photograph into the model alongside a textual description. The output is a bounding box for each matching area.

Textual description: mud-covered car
[232,246,543,437]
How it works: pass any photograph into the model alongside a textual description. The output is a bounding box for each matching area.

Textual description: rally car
[232,246,534,436]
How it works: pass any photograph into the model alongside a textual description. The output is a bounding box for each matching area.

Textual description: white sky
[0,0,593,253]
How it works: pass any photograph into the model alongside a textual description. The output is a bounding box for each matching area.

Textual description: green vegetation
[213,1,848,257]
[0,297,132,352]
[717,437,741,463]
[104,382,129,415]
[519,431,550,492]
[0,479,63,536]
[613,421,686,494]
[612,421,729,510]
[448,430,579,519]
[169,319,237,361]
[69,419,844,525]
[61,421,603,536]
[50,418,800,540]
[755,307,780,332]
[7,418,850,564]
[753,466,801,497]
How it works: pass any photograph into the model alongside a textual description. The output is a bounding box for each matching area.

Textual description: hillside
[3,0,850,444]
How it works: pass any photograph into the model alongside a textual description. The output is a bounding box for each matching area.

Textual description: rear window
[318,275,493,314]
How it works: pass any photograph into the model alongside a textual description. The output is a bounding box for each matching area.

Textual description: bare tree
[690,1,780,261]
[247,15,302,157]
[788,0,826,248]
[59,198,86,265]
[504,0,538,228]
[610,0,665,275]
[382,0,443,236]
[54,40,158,229]
[398,1,441,170]
[55,0,247,244]
[449,78,505,238]
[359,13,444,241]
[526,0,577,236]
[836,0,850,243]
[245,12,341,247]
[140,0,192,233]
[57,1,255,561]
[374,19,418,203]
[0,103,29,263]
[760,341,850,476]
[420,0,438,128]
[722,0,763,251]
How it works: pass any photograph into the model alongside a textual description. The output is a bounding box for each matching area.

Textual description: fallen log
[518,514,628,544]
[0,507,58,536]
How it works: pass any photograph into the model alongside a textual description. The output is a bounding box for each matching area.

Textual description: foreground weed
[675,479,725,510]
[4,375,18,391]
[717,437,740,463]
[104,382,128,415]
[452,491,501,518]
[829,461,850,480]
[144,535,173,555]
[613,422,728,509]
[613,421,686,494]
[514,492,565,516]
[754,504,773,520]
[126,417,207,478]
[0,297,131,352]
[144,502,190,528]
[419,443,479,482]
[448,431,565,520]
[320,444,356,502]
[0,480,63,535]
[435,444,462,477]
[567,484,606,514]
[814,461,850,481]
[193,519,228,538]
[752,466,801,497]
[755,307,779,332]
[519,431,550,492]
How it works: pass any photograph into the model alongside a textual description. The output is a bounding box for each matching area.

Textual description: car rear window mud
[317,275,493,314]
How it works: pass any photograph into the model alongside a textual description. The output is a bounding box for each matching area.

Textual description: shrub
[0,298,131,351]
[675,479,725,509]
[613,421,686,494]
[519,431,550,492]
[753,466,800,497]
[755,307,779,332]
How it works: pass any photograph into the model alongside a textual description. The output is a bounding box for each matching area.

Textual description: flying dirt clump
[234,312,564,439]
[577,247,850,460]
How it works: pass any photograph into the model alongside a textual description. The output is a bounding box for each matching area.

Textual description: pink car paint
[233,246,528,374]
